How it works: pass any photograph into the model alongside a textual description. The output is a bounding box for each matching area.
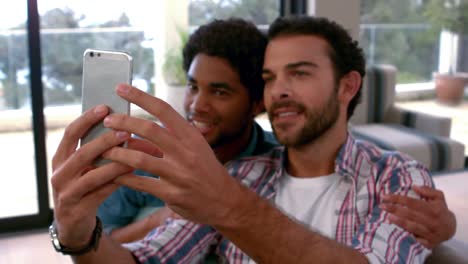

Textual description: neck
[213,122,254,164]
[286,119,347,178]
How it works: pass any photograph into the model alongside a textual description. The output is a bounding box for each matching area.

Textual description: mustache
[268,100,306,114]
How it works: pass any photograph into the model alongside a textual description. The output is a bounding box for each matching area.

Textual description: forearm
[72,234,137,264]
[215,186,368,263]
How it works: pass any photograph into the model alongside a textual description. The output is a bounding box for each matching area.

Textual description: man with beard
[96,18,276,243]
[50,16,453,263]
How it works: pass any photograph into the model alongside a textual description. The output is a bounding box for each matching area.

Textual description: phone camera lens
[90,52,94,57]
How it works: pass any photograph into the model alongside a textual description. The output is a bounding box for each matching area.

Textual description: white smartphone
[80,49,133,164]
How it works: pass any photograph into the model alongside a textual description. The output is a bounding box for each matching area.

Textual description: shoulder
[351,139,433,187]
[226,146,283,181]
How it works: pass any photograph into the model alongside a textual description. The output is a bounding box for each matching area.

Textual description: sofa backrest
[350,64,397,125]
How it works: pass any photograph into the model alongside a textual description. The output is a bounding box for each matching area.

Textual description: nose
[268,75,292,101]
[189,90,210,113]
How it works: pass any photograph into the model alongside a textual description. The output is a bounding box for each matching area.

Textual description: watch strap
[50,216,102,256]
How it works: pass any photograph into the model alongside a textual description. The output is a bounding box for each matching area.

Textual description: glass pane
[0,2,39,218]
[37,0,157,208]
[359,0,440,84]
[189,0,280,26]
[38,1,284,210]
[360,0,468,156]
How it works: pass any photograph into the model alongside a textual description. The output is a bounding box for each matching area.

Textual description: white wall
[307,0,361,40]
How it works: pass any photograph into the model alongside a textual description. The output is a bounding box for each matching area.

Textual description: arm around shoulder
[352,161,433,263]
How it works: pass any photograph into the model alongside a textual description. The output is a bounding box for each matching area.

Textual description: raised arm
[51,96,216,263]
[104,84,368,263]
[50,105,138,263]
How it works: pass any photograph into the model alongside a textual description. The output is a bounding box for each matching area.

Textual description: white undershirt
[274,171,341,239]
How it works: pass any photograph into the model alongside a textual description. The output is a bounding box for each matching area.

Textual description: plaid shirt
[125,134,433,264]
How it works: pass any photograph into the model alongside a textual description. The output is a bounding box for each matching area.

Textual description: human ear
[338,71,361,104]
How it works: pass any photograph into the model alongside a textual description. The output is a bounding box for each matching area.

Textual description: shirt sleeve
[97,186,144,234]
[97,170,165,234]
[123,219,218,264]
[352,161,433,264]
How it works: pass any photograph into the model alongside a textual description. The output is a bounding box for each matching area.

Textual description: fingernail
[116,84,130,95]
[116,131,129,140]
[94,105,107,115]
[103,116,112,127]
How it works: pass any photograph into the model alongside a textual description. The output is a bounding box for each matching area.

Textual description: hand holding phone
[80,49,133,165]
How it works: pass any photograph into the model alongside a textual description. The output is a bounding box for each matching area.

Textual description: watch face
[49,223,62,250]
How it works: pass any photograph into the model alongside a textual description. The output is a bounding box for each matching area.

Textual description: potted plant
[162,28,188,86]
[425,0,468,104]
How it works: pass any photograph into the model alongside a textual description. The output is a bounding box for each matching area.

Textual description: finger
[413,186,444,200]
[387,213,432,240]
[115,84,194,140]
[62,162,132,200]
[103,114,177,154]
[381,195,442,225]
[126,138,163,157]
[382,194,426,210]
[114,173,171,202]
[80,182,121,211]
[382,203,439,233]
[53,105,109,169]
[380,203,432,227]
[103,146,177,181]
[54,130,130,186]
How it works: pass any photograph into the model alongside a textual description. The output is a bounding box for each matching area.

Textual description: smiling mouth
[277,112,298,118]
[191,120,214,134]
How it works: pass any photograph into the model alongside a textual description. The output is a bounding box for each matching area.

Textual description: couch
[350,64,465,172]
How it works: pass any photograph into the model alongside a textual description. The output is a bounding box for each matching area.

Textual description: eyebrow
[187,74,234,91]
[285,61,318,69]
[210,82,234,92]
[263,61,318,75]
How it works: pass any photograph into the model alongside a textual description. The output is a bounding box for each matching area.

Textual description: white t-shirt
[274,172,342,239]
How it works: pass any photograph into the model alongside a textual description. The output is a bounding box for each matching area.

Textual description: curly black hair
[183,18,267,102]
[267,16,366,120]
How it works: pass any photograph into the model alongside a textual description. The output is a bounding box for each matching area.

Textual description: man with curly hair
[96,18,277,243]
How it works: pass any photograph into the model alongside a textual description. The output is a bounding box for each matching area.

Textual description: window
[359,0,440,85]
[0,2,39,219]
[0,0,283,233]
[189,0,280,26]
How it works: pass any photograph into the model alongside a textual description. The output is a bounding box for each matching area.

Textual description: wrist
[50,216,103,255]
[213,183,261,231]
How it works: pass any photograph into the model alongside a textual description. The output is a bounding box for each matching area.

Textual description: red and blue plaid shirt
[125,134,433,264]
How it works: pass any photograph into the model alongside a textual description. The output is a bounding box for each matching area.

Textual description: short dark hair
[267,16,366,119]
[183,18,267,102]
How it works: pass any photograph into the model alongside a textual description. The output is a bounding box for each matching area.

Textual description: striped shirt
[124,134,433,263]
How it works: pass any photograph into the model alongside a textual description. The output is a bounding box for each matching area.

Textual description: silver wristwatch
[49,217,102,255]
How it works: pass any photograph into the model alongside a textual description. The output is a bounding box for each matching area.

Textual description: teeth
[278,112,297,117]
[192,121,211,129]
